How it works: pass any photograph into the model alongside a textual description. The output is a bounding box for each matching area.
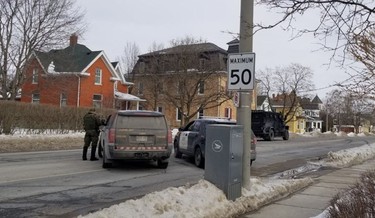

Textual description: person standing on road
[82,108,101,161]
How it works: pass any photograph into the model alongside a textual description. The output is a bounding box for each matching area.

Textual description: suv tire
[194,146,204,168]
[102,149,112,168]
[283,130,289,140]
[265,129,274,141]
[157,159,169,169]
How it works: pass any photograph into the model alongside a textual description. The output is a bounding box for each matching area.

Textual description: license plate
[136,136,147,142]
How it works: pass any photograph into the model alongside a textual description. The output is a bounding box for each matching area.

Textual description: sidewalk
[240,159,375,218]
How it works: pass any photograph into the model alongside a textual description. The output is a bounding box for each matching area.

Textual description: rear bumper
[106,145,172,161]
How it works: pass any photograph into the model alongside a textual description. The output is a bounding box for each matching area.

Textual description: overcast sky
[76,0,348,98]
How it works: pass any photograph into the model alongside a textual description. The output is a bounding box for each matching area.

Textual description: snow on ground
[1,130,373,217]
[75,134,375,218]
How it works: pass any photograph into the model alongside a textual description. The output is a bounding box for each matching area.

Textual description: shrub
[0,101,115,135]
[328,170,375,217]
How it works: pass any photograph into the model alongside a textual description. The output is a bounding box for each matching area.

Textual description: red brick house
[21,34,144,109]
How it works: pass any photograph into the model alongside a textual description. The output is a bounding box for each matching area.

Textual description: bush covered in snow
[328,170,375,218]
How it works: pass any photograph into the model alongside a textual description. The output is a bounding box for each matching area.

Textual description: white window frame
[197,108,204,118]
[32,93,40,104]
[95,68,102,85]
[138,82,144,95]
[198,80,204,95]
[93,94,102,108]
[157,106,163,113]
[176,108,182,121]
[32,69,38,84]
[225,107,232,119]
[60,93,67,107]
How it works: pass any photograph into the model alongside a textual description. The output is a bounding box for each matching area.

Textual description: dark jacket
[83,111,101,132]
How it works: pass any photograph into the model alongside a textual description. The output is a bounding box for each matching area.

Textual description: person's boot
[82,146,88,161]
[90,145,99,161]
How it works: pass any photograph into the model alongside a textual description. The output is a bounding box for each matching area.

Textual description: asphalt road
[1,135,374,217]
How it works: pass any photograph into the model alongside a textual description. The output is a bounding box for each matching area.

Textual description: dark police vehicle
[174,117,257,168]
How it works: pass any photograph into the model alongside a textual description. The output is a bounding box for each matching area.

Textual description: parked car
[174,117,257,168]
[99,110,172,169]
[251,110,289,141]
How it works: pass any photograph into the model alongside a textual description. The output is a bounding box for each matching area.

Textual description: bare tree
[120,42,140,77]
[131,36,231,127]
[258,63,315,123]
[325,88,374,133]
[0,0,84,100]
[255,1,375,65]
[338,31,375,99]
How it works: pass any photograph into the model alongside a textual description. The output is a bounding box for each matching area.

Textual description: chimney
[70,34,78,46]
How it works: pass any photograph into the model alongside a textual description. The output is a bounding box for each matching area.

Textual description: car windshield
[116,115,166,129]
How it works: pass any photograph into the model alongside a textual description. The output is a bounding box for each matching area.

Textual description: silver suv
[100,110,172,169]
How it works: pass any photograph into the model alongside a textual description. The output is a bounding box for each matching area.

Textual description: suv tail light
[167,130,172,144]
[108,128,115,143]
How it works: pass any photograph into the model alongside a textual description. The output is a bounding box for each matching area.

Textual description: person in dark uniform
[82,108,102,161]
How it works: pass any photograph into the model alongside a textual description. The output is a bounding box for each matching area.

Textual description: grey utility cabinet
[204,124,243,201]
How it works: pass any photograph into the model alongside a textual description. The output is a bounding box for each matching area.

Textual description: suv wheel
[194,147,204,168]
[283,130,289,140]
[157,159,169,169]
[102,149,112,168]
[174,141,182,158]
[265,129,275,141]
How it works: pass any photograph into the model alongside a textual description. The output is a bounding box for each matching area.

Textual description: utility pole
[238,0,254,190]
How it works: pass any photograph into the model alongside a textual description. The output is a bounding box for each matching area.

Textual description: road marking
[0,169,103,185]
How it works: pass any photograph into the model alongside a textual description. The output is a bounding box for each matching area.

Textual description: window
[114,81,118,91]
[32,69,38,84]
[138,82,144,95]
[199,59,205,69]
[176,108,182,121]
[225,108,232,119]
[157,106,163,113]
[95,68,102,85]
[198,80,204,94]
[60,93,67,107]
[32,93,40,104]
[177,81,184,94]
[197,108,204,118]
[93,94,102,108]
[157,83,164,93]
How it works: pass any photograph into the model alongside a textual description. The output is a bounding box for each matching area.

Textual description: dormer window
[95,68,102,85]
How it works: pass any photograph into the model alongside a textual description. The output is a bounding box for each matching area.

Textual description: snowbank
[323,143,375,167]
[79,141,375,218]
[79,177,313,218]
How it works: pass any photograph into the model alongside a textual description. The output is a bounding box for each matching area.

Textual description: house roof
[35,44,101,73]
[139,42,227,57]
[114,91,146,102]
[312,95,323,104]
[227,38,239,54]
[257,95,268,106]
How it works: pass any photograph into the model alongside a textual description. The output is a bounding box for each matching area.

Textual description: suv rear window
[116,116,166,129]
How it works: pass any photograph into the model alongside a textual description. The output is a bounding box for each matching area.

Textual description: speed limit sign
[227,53,255,91]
